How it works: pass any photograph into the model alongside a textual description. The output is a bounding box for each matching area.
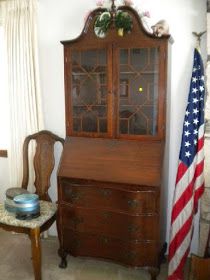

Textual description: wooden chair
[0,130,64,280]
[188,254,210,280]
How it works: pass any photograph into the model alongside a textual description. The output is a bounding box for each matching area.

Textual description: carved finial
[110,0,117,24]
[111,0,116,12]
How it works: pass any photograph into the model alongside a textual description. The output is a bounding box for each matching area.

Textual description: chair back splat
[21,130,64,201]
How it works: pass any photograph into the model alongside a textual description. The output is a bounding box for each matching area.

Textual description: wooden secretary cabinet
[57,3,171,280]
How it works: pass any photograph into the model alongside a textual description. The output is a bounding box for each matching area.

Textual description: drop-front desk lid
[58,137,164,186]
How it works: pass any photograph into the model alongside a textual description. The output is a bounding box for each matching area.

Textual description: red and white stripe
[168,124,205,280]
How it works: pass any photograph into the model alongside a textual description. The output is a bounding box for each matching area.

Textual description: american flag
[168,48,205,280]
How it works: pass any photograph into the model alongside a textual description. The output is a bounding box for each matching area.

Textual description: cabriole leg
[58,247,68,268]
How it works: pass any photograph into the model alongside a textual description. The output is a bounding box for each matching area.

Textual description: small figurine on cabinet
[151,19,169,37]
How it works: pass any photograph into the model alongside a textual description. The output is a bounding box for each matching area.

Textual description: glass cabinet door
[70,48,110,135]
[118,47,159,137]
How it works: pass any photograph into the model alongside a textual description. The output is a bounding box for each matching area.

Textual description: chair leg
[30,227,41,280]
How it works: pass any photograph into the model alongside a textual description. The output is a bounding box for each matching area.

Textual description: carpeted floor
[0,230,190,280]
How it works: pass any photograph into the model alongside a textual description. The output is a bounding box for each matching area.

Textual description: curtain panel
[1,0,44,188]
[198,0,210,257]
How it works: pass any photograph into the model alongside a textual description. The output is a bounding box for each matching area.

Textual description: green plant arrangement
[94,12,111,37]
[115,11,132,36]
[94,10,133,38]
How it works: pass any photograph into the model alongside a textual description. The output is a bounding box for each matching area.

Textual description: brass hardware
[102,212,111,219]
[69,190,81,202]
[100,236,109,244]
[71,239,81,249]
[127,199,140,208]
[99,189,112,197]
[71,217,84,228]
[128,224,139,233]
[123,251,137,261]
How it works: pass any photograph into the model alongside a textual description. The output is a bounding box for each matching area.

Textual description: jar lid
[6,188,30,200]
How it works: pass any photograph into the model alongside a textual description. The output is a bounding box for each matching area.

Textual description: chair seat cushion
[0,200,57,228]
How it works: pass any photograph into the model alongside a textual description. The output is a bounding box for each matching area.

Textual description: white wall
[0,0,207,246]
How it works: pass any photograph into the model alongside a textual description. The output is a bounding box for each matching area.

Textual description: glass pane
[73,118,82,132]
[130,48,148,71]
[82,112,97,132]
[120,49,128,64]
[119,47,159,136]
[71,49,108,134]
[99,119,107,133]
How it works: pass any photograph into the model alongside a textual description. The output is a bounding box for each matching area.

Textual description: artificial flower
[123,0,133,6]
[141,11,150,18]
[96,0,104,7]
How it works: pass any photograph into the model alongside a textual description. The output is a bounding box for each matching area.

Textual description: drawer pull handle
[128,225,139,233]
[71,217,84,228]
[99,189,112,197]
[71,239,81,249]
[127,199,140,208]
[69,191,81,202]
[102,212,111,220]
[123,251,137,261]
[100,236,109,244]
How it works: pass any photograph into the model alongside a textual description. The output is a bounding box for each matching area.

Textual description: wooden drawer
[60,205,158,240]
[59,178,159,214]
[62,229,159,267]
